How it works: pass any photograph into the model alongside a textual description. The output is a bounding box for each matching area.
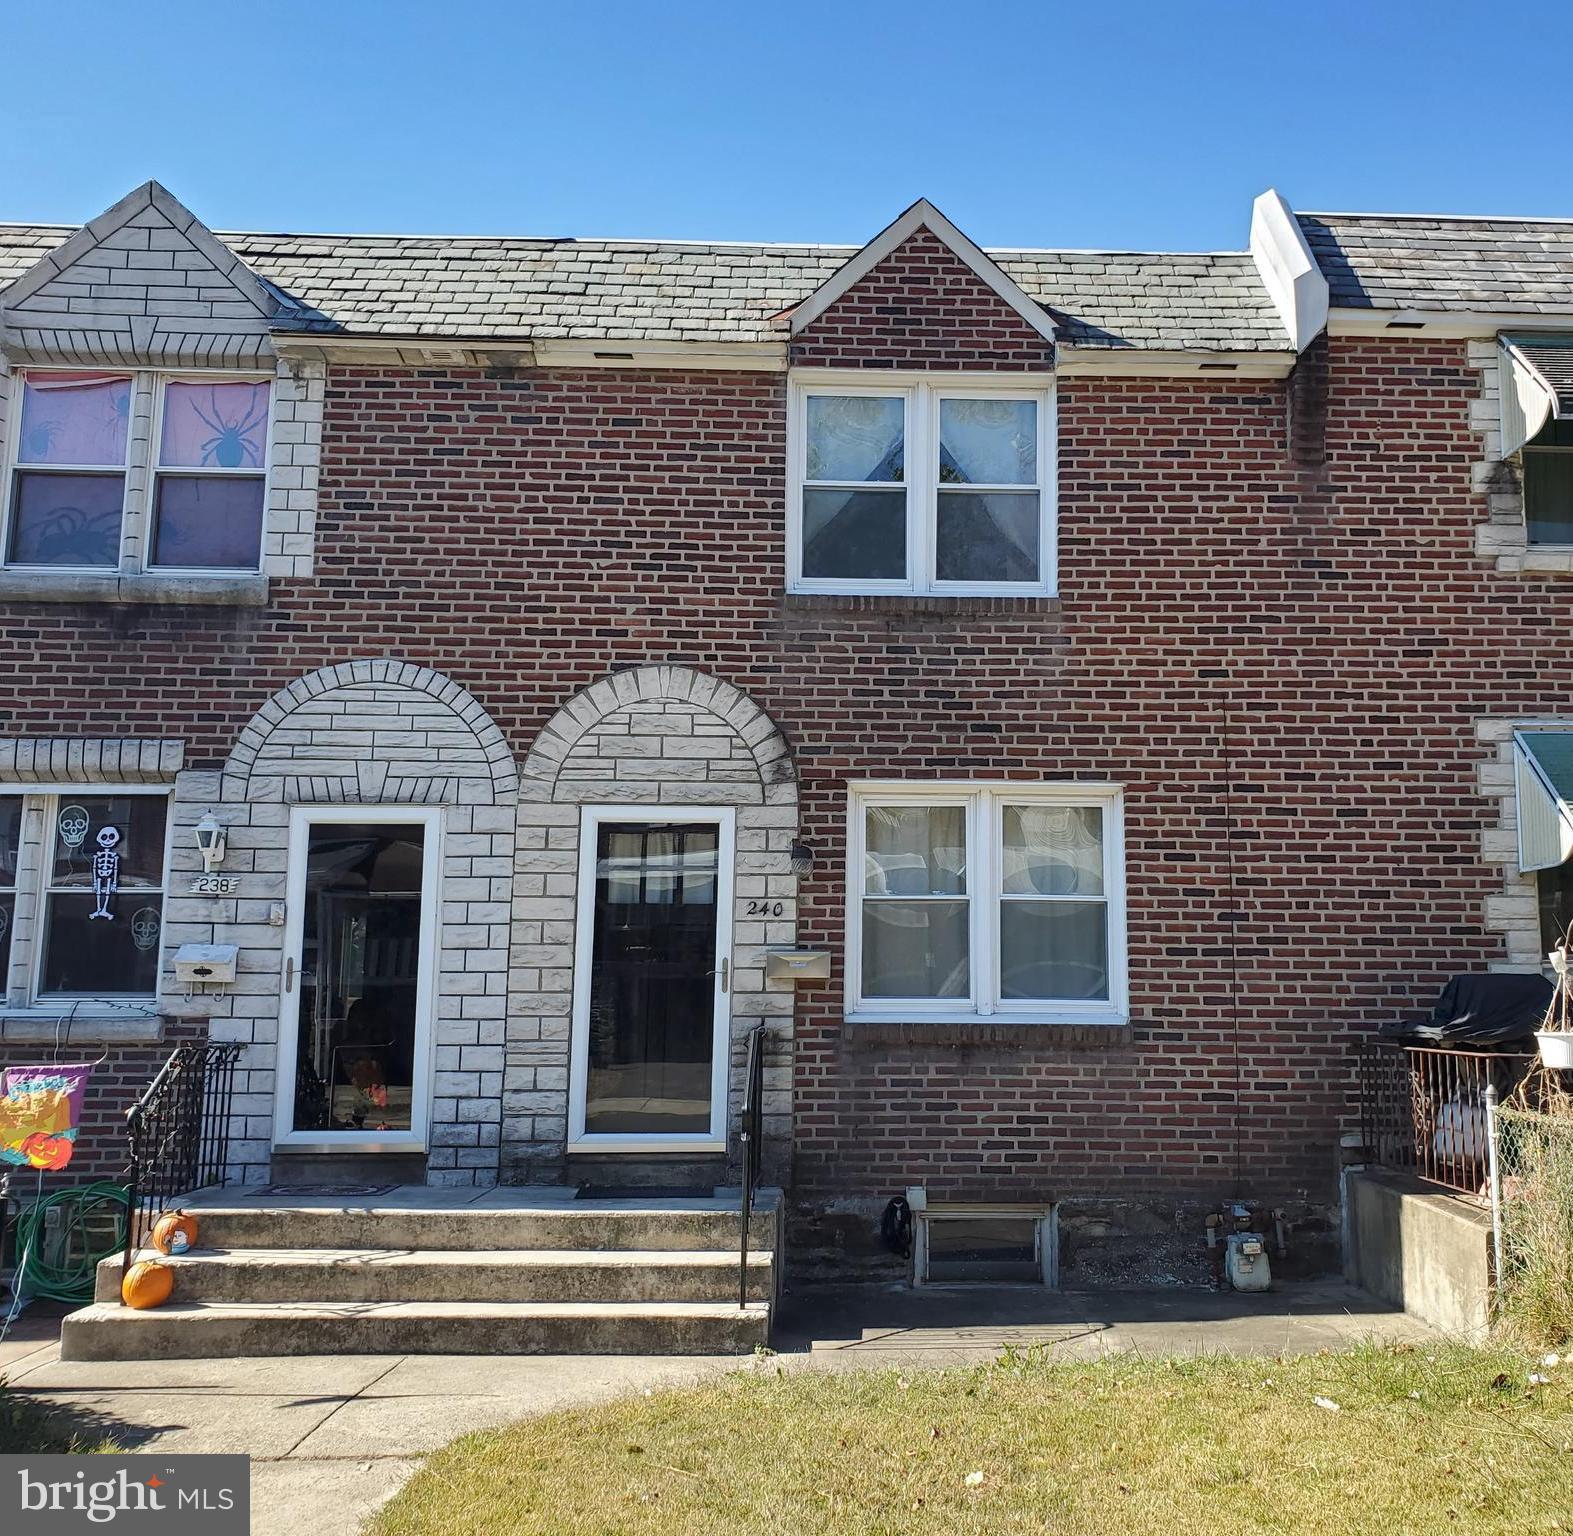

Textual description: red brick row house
[2,181,1572,1293]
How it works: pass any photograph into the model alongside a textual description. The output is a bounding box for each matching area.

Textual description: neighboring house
[2,180,1572,1286]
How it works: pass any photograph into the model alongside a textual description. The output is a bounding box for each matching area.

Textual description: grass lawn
[0,1378,118,1454]
[374,1343,1572,1536]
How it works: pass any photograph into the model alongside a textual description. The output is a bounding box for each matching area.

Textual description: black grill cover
[1381,972,1553,1048]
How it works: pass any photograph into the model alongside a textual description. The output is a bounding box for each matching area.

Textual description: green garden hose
[10,1182,129,1304]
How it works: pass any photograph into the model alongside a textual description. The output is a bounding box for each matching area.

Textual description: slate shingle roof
[1299,212,1573,313]
[0,221,1289,353]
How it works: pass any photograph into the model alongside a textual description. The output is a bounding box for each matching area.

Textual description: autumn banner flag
[0,1064,95,1170]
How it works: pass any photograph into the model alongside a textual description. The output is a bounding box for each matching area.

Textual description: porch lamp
[194,812,227,874]
[789,841,814,878]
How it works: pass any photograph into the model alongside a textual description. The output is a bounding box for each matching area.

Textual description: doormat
[253,1183,400,1197]
[578,1185,714,1200]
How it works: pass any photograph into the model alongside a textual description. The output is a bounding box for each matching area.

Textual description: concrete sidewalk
[2,1281,1435,1536]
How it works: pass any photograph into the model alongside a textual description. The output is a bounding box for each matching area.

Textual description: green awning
[1514,731,1573,871]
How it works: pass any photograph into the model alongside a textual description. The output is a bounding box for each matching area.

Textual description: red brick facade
[789,229,1053,371]
[0,242,1558,1241]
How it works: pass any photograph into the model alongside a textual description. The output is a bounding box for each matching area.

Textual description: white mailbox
[765,948,832,982]
[173,943,239,986]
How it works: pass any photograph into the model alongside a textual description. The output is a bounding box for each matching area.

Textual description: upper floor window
[10,371,133,566]
[1522,418,1573,546]
[789,374,1055,596]
[3,368,272,573]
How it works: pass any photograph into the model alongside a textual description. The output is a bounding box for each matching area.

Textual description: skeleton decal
[89,826,121,920]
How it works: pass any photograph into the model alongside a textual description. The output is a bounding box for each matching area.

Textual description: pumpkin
[19,1130,73,1171]
[151,1210,199,1256]
[122,1259,175,1310]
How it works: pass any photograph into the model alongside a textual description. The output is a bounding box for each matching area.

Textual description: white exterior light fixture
[194,812,228,874]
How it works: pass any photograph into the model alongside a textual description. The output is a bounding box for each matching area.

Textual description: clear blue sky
[5,0,1572,251]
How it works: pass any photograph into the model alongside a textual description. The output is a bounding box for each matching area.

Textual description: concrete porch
[61,1183,780,1361]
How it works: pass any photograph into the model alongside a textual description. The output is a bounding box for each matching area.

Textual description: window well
[916,1204,1058,1286]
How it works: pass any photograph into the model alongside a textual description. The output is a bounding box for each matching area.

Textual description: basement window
[916,1206,1057,1285]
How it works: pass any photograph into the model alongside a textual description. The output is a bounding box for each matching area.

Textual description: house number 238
[746,900,784,917]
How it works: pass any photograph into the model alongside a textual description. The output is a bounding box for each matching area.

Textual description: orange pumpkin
[19,1131,73,1171]
[151,1210,199,1256]
[122,1259,175,1310]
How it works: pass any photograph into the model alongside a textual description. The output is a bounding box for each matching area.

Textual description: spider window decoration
[16,372,132,468]
[160,380,270,471]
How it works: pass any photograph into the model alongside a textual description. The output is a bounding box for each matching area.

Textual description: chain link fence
[1494,1102,1573,1344]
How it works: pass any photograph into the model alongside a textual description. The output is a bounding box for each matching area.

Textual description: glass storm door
[570,809,734,1150]
[274,810,439,1150]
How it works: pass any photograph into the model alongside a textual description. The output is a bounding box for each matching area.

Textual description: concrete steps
[63,1187,780,1360]
[180,1201,778,1254]
[61,1299,771,1360]
[92,1247,773,1305]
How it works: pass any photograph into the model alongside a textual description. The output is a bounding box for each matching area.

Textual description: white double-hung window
[847,784,1126,1025]
[789,375,1055,595]
[3,368,272,573]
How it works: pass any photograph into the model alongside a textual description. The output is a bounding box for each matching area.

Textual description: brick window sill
[0,571,269,606]
[783,593,1062,618]
[843,1018,1134,1049]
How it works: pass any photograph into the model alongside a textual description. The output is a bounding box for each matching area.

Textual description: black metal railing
[737,1023,765,1311]
[1358,1042,1536,1194]
[121,1041,241,1289]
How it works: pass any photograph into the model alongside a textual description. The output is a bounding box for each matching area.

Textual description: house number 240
[746,900,785,917]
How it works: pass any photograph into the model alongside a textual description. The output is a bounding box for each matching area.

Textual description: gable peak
[2,179,276,319]
[787,198,1056,342]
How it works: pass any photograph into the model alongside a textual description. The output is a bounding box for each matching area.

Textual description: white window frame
[147,372,276,574]
[1,365,275,577]
[787,370,1057,597]
[1,368,135,572]
[845,781,1127,1026]
[0,785,174,1010]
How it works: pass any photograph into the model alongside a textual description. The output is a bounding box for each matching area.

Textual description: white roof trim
[1054,345,1294,380]
[1328,308,1573,339]
[1248,189,1328,352]
[785,199,1056,343]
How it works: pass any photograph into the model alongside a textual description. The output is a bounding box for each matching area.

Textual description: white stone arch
[224,659,518,806]
[505,665,797,1184]
[520,664,794,804]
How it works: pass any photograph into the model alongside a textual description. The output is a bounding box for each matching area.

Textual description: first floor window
[0,790,169,1003]
[792,376,1054,595]
[1538,860,1573,956]
[0,796,21,977]
[848,784,1126,1023]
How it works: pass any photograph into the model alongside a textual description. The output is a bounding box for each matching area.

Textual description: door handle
[708,958,730,994]
[285,956,295,993]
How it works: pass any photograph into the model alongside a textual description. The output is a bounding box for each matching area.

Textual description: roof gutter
[270,332,789,371]
[1327,307,1573,339]
[1054,346,1296,380]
